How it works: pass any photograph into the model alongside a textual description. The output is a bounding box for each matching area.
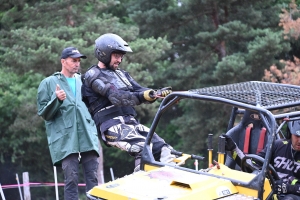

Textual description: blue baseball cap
[61,47,87,59]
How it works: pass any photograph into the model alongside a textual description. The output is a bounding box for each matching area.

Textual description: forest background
[1,0,300,199]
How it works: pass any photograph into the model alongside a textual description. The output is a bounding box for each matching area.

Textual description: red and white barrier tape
[0,182,86,189]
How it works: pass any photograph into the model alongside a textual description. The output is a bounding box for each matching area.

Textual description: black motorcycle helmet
[94,33,132,67]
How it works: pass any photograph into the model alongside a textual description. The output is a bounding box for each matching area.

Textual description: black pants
[62,151,99,200]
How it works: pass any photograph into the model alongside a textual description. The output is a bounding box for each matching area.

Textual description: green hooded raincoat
[37,72,99,166]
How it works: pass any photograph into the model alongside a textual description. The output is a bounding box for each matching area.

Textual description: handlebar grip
[218,136,225,154]
[171,149,183,156]
[208,134,213,150]
[171,150,204,160]
[191,154,205,160]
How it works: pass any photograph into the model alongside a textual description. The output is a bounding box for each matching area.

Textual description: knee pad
[160,145,176,163]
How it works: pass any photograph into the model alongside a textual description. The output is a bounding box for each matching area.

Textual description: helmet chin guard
[94,33,133,67]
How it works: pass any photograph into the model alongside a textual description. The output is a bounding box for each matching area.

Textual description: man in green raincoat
[37,47,99,200]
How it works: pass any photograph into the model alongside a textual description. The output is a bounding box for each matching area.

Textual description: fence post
[23,172,31,200]
[110,168,115,181]
[0,183,6,200]
[54,166,59,200]
[16,174,23,200]
[97,139,104,184]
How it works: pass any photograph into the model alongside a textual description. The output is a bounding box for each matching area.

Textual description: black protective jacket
[81,65,154,126]
[258,139,300,183]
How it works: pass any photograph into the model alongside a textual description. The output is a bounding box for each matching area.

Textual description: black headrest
[241,110,263,129]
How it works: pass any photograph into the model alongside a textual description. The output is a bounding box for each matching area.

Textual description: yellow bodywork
[88,164,272,200]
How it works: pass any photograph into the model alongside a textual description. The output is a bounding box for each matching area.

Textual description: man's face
[109,52,125,70]
[291,134,300,151]
[61,57,81,77]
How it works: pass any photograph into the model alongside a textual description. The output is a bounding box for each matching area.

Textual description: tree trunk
[211,2,226,60]
[97,139,104,184]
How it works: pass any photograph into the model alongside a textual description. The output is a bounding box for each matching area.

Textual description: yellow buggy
[87,81,300,200]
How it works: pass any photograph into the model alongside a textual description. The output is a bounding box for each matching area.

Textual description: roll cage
[141,81,300,200]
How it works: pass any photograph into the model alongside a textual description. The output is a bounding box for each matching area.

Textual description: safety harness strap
[243,126,252,154]
[93,106,136,126]
[256,127,266,154]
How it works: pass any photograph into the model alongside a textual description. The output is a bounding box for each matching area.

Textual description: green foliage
[102,145,134,181]
[125,0,293,160]
[0,68,45,162]
[0,68,56,198]
[0,0,139,75]
[0,1,172,197]
[213,53,248,84]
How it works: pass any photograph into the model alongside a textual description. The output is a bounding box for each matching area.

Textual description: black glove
[275,180,300,195]
[143,89,157,101]
[275,180,289,195]
[156,86,172,97]
[222,134,237,151]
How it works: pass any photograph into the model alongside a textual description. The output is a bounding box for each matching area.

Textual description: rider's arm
[84,68,156,106]
[223,134,245,166]
[223,134,261,169]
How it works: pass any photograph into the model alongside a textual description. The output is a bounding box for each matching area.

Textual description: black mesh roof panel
[189,81,300,108]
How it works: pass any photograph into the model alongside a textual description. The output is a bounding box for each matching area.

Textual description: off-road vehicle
[87,81,300,200]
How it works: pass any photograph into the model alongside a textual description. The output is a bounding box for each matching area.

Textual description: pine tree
[263,0,300,85]
[0,0,172,197]
[124,0,292,165]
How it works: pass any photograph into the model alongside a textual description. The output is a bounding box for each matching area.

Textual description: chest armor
[100,69,133,91]
[84,67,137,123]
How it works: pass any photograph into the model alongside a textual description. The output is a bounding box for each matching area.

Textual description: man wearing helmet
[223,120,300,200]
[82,33,175,171]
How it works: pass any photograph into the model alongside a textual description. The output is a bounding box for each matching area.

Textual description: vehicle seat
[224,110,268,170]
